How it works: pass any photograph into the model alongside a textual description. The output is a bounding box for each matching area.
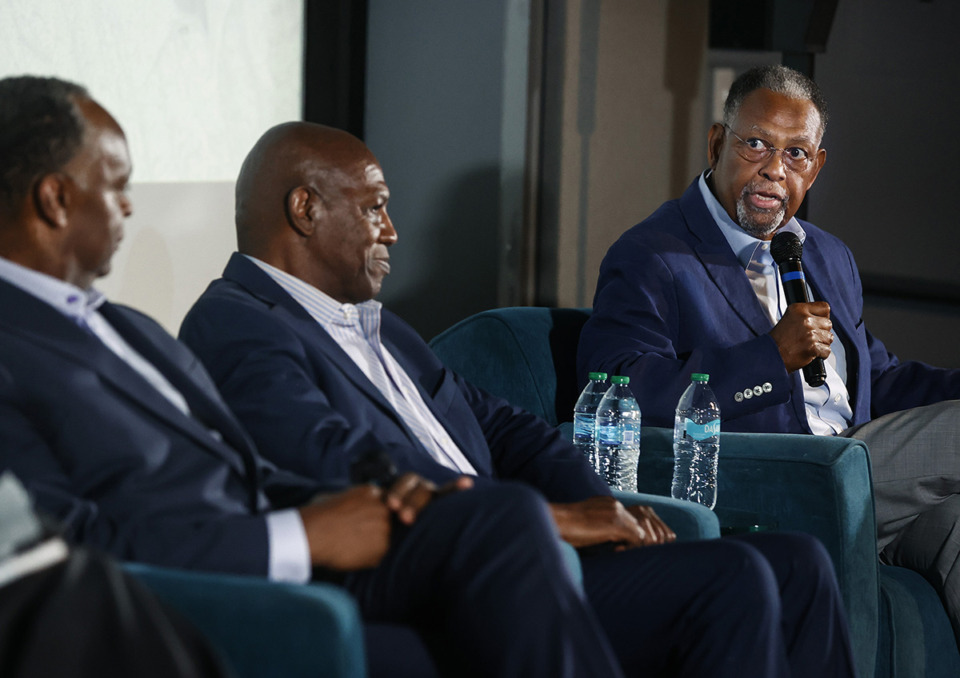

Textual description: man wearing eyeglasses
[579,64,960,642]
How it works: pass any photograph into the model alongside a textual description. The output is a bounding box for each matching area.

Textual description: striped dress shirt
[247,256,478,475]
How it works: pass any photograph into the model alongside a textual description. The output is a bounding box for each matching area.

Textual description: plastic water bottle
[594,376,641,491]
[672,373,721,509]
[572,372,608,468]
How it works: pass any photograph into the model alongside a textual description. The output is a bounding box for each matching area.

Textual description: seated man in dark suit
[180,119,859,677]
[0,74,635,678]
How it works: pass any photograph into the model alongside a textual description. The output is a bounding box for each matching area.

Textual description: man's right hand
[299,473,473,571]
[770,301,833,373]
[299,485,393,571]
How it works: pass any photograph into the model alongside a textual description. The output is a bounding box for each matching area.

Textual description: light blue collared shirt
[698,173,853,435]
[0,256,309,583]
[247,255,478,475]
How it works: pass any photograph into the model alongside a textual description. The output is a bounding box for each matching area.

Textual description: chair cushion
[878,564,960,678]
[430,307,590,426]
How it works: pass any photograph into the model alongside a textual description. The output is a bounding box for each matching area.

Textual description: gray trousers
[841,399,960,640]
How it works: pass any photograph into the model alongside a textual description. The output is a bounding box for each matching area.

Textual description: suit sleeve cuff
[266,509,311,583]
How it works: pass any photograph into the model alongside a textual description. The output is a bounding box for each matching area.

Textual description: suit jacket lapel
[680,184,774,336]
[379,325,494,476]
[0,281,248,477]
[225,255,493,474]
[222,255,428,448]
[798,234,862,405]
[800,235,857,341]
[97,303,256,466]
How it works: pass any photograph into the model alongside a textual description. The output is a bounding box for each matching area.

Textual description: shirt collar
[697,170,805,269]
[0,255,105,321]
[244,254,382,328]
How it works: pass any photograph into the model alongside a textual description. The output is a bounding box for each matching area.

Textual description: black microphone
[770,231,827,387]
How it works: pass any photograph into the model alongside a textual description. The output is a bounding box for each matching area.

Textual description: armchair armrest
[123,563,366,678]
[613,490,720,541]
[556,421,720,541]
[635,426,879,678]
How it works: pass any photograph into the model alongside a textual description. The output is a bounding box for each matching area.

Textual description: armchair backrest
[429,307,590,426]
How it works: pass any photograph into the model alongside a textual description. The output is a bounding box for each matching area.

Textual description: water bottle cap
[588,372,608,381]
[611,375,630,384]
[691,373,709,382]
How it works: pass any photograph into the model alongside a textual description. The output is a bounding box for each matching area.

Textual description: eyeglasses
[723,124,817,173]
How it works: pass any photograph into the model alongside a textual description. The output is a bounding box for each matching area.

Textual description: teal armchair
[125,563,447,678]
[124,563,368,678]
[430,306,960,678]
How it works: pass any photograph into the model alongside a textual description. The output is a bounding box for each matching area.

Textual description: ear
[803,147,827,191]
[34,173,70,229]
[286,186,320,237]
[706,123,726,170]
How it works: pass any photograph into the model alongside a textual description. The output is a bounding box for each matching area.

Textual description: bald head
[236,122,397,303]
[236,123,371,251]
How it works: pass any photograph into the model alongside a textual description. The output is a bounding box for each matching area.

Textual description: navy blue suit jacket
[180,254,609,503]
[0,279,323,575]
[578,179,960,433]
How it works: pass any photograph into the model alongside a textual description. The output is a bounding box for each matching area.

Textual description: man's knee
[423,482,557,548]
[757,532,833,575]
[694,539,783,615]
[731,531,845,613]
[444,482,550,524]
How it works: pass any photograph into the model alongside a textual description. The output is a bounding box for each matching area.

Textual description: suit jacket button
[762,382,772,393]
[743,389,753,400]
[753,385,763,396]
[734,392,744,403]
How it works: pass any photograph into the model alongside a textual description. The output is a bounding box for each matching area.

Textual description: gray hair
[723,65,828,139]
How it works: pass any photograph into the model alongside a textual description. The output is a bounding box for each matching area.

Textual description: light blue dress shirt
[697,173,853,435]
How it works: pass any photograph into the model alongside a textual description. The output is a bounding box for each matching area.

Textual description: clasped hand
[299,473,473,571]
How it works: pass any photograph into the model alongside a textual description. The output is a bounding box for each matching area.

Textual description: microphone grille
[770,231,804,264]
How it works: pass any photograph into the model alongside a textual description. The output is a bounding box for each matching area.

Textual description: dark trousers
[584,531,858,677]
[343,483,625,678]
[337,483,857,678]
[0,548,231,678]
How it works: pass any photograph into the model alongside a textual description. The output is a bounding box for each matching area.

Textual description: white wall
[0,0,304,333]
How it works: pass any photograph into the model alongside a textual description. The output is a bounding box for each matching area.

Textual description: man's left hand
[550,496,675,550]
[625,504,676,545]
[384,473,474,525]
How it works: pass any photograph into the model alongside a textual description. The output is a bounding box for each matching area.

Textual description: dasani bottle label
[683,418,720,441]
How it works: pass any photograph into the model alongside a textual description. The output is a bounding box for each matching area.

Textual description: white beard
[736,195,786,238]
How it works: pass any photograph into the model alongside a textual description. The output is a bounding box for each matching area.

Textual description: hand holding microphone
[770,231,829,387]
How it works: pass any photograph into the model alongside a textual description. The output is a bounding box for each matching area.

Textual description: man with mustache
[578,64,960,642]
